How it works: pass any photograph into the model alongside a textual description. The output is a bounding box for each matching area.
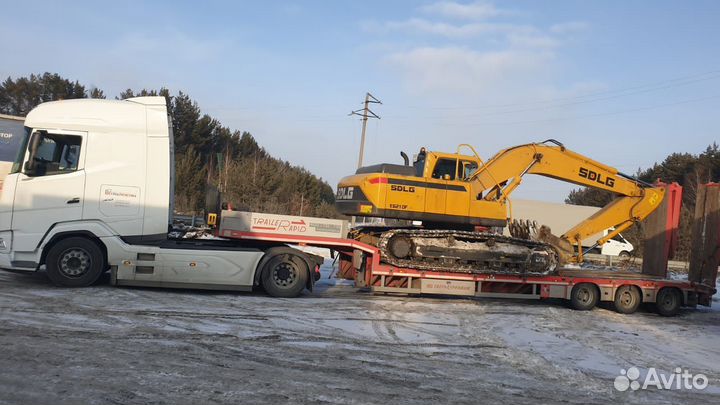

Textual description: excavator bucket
[510,220,574,265]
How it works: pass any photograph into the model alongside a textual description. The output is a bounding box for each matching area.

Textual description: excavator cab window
[460,160,478,181]
[432,158,457,180]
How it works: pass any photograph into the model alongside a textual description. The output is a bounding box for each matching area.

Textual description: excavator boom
[464,140,664,260]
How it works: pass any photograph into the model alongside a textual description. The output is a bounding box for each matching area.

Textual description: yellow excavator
[335,139,664,275]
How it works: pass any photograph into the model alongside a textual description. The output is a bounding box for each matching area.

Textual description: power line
[349,92,382,169]
[414,94,720,127]
[402,69,720,111]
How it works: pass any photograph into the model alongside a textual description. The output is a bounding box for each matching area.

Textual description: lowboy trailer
[218,212,715,317]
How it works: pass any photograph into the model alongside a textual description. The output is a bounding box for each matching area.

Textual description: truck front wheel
[46,237,105,287]
[261,252,309,298]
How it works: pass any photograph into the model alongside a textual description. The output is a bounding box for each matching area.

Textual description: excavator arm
[466,140,664,261]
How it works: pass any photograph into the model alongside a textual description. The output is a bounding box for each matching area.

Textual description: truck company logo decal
[388,178,466,192]
[251,217,307,232]
[579,167,615,188]
[104,189,138,199]
[310,222,342,233]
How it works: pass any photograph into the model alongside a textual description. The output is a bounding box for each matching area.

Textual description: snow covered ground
[0,261,718,405]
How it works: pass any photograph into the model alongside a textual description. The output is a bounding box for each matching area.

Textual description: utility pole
[350,92,381,169]
[349,93,381,228]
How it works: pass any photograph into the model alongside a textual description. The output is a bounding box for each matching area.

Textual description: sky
[2,0,719,202]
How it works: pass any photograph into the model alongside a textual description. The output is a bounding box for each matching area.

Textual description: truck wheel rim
[272,261,297,287]
[660,294,675,308]
[59,248,91,278]
[619,290,635,307]
[577,288,591,303]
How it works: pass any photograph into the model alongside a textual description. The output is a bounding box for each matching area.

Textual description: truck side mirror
[23,160,36,176]
[22,131,44,177]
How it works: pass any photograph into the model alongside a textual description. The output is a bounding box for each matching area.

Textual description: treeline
[566,144,720,260]
[0,73,337,218]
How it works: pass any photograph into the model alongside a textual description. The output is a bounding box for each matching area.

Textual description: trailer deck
[217,216,716,316]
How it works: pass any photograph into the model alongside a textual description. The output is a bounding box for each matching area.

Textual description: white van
[598,229,634,258]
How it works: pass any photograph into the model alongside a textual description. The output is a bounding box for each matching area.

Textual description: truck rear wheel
[614,285,641,314]
[656,288,682,317]
[569,283,599,311]
[261,252,309,298]
[46,237,105,287]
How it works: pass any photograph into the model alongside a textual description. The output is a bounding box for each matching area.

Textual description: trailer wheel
[45,237,105,287]
[261,253,309,298]
[655,288,682,317]
[569,283,599,311]
[614,285,641,314]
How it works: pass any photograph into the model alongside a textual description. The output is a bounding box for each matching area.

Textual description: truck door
[11,130,86,252]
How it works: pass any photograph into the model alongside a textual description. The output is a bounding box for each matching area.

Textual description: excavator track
[375,229,559,276]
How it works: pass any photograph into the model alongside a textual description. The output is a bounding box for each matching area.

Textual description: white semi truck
[0,97,323,297]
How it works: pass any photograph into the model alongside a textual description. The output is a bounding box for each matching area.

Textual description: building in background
[508,199,634,256]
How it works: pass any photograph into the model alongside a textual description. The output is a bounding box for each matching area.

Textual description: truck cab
[0,97,319,296]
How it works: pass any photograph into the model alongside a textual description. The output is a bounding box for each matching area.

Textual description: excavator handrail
[456,143,512,203]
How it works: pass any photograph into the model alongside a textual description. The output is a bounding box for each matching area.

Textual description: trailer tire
[655,288,682,317]
[45,237,105,287]
[569,283,599,311]
[260,252,309,298]
[614,285,641,314]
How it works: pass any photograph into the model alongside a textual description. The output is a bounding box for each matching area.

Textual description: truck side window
[432,158,457,180]
[31,133,82,176]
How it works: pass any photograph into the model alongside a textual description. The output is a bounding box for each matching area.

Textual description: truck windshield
[10,127,31,174]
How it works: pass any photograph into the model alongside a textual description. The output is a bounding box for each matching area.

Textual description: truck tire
[569,283,599,311]
[619,251,631,259]
[656,288,682,317]
[614,285,641,314]
[260,252,309,298]
[45,237,105,287]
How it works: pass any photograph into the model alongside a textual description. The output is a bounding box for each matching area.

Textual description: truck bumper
[0,253,36,272]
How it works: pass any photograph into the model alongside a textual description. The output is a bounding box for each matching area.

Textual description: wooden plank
[689,184,720,286]
[642,186,670,277]
[688,185,708,283]
[701,185,720,286]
